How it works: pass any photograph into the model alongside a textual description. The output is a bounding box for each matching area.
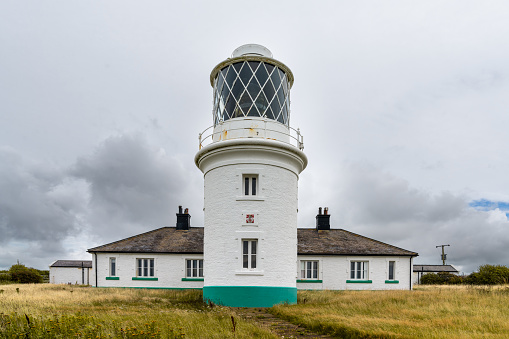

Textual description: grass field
[271,285,509,338]
[1,284,508,338]
[0,284,277,338]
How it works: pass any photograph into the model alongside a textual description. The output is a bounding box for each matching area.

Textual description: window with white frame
[186,259,203,278]
[242,239,257,269]
[137,258,154,277]
[300,260,318,279]
[109,257,116,276]
[350,261,368,280]
[243,175,258,196]
[388,261,396,280]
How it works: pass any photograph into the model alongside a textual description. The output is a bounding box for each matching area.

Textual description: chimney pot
[316,207,330,230]
[176,206,191,230]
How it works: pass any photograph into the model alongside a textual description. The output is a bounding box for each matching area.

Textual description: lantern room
[200,44,302,149]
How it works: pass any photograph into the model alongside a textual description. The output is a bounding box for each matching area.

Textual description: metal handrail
[199,123,304,151]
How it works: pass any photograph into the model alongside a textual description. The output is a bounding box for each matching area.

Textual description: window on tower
[242,239,257,269]
[243,175,258,196]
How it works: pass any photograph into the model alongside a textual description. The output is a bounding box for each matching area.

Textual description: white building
[87,44,418,307]
[87,207,417,298]
[49,260,92,285]
[194,44,307,307]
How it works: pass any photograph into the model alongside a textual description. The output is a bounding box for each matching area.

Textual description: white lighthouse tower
[195,44,307,307]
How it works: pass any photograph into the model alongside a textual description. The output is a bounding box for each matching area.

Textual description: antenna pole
[436,244,450,265]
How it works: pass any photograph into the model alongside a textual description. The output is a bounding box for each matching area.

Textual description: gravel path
[233,307,335,339]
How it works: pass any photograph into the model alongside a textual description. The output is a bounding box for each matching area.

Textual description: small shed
[49,260,92,285]
[413,264,459,284]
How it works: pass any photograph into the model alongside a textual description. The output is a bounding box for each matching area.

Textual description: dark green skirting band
[203,286,297,307]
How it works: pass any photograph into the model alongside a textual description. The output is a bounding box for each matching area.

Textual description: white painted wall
[90,253,204,289]
[212,118,291,145]
[203,162,298,287]
[297,255,413,290]
[89,252,413,290]
[196,138,307,290]
[413,271,421,285]
[50,267,91,285]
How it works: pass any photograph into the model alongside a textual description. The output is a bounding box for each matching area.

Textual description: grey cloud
[334,164,465,225]
[0,147,83,268]
[0,133,192,269]
[2,1,509,273]
[322,163,509,273]
[0,147,80,244]
[71,133,189,242]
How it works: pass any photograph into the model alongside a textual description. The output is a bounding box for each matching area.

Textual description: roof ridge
[87,226,172,252]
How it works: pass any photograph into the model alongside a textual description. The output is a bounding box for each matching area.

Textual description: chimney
[316,207,330,230]
[176,206,191,230]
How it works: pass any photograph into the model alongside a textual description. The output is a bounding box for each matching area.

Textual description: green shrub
[447,274,464,285]
[8,264,43,284]
[420,272,463,285]
[0,272,12,283]
[465,265,509,285]
[420,273,442,285]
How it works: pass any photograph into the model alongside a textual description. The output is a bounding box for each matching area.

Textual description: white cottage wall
[296,256,413,290]
[50,267,91,285]
[91,253,204,289]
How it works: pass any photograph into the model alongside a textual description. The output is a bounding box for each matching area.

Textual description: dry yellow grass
[0,284,278,338]
[3,284,508,338]
[270,285,509,338]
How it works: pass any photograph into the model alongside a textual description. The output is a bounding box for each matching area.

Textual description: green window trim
[296,279,322,283]
[385,280,399,284]
[106,277,119,280]
[132,277,158,281]
[346,280,372,283]
[181,278,204,282]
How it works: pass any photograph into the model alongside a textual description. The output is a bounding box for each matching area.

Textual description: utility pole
[436,244,450,265]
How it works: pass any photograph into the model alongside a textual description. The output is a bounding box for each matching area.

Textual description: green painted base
[203,286,297,307]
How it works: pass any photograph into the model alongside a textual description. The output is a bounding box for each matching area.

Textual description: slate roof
[298,228,418,256]
[88,227,204,253]
[88,227,417,257]
[50,260,92,268]
[413,265,458,273]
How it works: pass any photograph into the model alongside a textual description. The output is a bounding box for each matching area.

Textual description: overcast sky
[1,1,508,274]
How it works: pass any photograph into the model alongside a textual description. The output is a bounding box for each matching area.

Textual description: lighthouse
[195,44,307,307]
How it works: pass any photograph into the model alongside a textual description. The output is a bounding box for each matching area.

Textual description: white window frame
[300,260,319,280]
[242,239,257,270]
[136,258,155,277]
[388,261,396,280]
[109,257,116,277]
[186,259,204,278]
[243,175,258,196]
[350,261,369,280]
